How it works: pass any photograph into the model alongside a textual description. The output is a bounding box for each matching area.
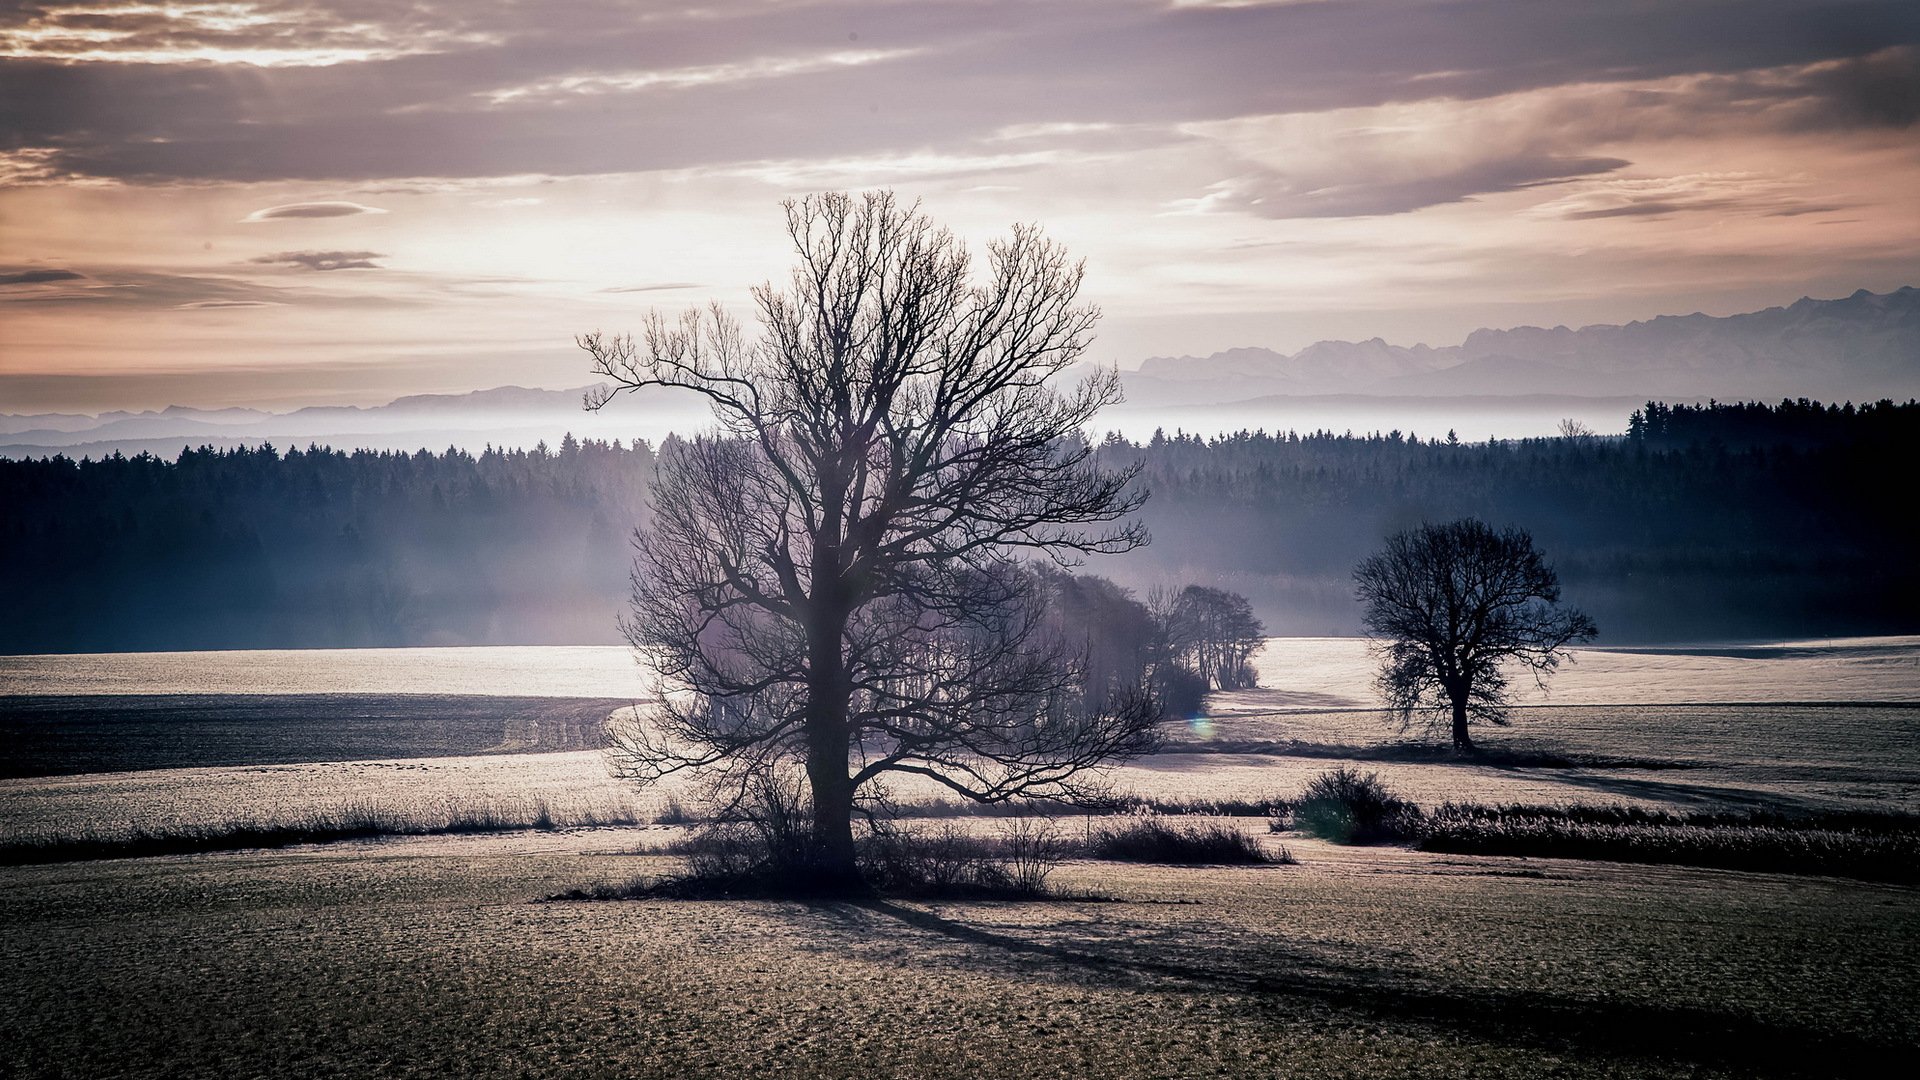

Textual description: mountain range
[1120,286,1919,405]
[4,287,1914,458]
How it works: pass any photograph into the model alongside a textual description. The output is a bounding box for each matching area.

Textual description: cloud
[241,202,388,222]
[600,282,702,293]
[0,267,412,310]
[176,300,285,309]
[0,0,498,67]
[0,268,84,286]
[250,250,386,271]
[3,1,1913,185]
[1173,44,1920,221]
[1199,155,1627,219]
[0,269,291,308]
[1533,174,1850,222]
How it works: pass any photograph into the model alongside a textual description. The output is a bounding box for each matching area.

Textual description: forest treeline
[1,435,653,650]
[2,400,1914,652]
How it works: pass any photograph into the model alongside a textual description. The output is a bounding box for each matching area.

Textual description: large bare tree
[1353,519,1596,751]
[579,192,1154,885]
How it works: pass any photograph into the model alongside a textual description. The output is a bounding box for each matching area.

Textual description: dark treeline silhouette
[1629,398,1917,449]
[0,436,653,651]
[3,399,1915,652]
[1099,398,1918,640]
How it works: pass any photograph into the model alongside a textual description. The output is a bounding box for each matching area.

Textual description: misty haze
[4,3,1919,1079]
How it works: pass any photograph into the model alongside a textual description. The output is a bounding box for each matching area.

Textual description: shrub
[1408,803,1920,883]
[653,795,696,825]
[997,816,1069,894]
[1158,664,1210,719]
[1088,816,1278,864]
[1291,767,1419,844]
[0,796,642,865]
[650,816,1070,899]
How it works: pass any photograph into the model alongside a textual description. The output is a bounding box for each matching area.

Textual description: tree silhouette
[580,191,1154,886]
[1155,584,1265,690]
[1353,519,1596,751]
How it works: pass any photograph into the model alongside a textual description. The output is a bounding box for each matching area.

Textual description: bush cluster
[1412,803,1920,884]
[651,816,1069,898]
[1286,767,1419,844]
[1088,817,1284,865]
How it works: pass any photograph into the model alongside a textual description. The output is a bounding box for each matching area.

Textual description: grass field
[2,641,1917,1077]
[3,830,1914,1079]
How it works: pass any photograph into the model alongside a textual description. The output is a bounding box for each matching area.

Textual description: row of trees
[0,439,656,651]
[13,395,1904,652]
[1097,403,1916,640]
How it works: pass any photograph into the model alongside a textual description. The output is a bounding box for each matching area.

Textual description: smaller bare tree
[1353,519,1596,751]
[1155,585,1265,690]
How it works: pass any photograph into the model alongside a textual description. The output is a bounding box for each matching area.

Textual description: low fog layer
[4,288,1914,460]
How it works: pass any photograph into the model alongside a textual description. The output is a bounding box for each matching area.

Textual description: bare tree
[579,192,1155,886]
[1160,584,1265,690]
[1352,519,1596,751]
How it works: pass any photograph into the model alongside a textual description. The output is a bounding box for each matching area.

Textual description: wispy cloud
[249,250,386,271]
[0,267,84,286]
[6,2,1912,185]
[0,1,498,67]
[1533,174,1847,222]
[242,202,388,222]
[600,282,701,294]
[1193,155,1628,219]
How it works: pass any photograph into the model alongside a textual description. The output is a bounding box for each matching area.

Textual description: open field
[0,694,633,777]
[6,636,1915,702]
[3,830,1916,1079]
[3,640,1917,1076]
[9,699,1915,859]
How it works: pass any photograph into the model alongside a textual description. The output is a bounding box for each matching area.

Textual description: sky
[2,0,1917,413]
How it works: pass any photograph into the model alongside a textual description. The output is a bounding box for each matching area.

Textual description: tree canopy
[1353,519,1596,751]
[580,191,1154,885]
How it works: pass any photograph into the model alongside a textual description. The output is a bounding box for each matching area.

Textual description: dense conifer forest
[4,401,1913,652]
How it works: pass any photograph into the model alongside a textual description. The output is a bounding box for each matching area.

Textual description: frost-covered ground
[6,636,1915,702]
[1229,635,1920,712]
[4,830,1915,1078]
[3,639,1918,848]
[4,641,1919,1078]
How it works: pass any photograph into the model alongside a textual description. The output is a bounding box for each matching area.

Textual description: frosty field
[2,638,1917,1078]
[5,638,1917,851]
[3,830,1915,1078]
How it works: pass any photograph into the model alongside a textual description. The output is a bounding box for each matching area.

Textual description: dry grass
[0,793,644,865]
[1086,816,1285,865]
[1409,803,1920,883]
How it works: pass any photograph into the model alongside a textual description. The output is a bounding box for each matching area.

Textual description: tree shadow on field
[824,899,1909,1077]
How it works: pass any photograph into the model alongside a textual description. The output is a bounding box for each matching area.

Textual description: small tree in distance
[1151,584,1265,691]
[1353,519,1596,751]
[579,191,1156,890]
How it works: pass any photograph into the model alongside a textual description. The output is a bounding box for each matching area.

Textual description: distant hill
[7,288,1916,459]
[1124,286,1920,405]
[0,384,711,460]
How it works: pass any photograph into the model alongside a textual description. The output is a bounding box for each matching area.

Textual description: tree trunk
[1449,693,1474,753]
[804,599,862,890]
[804,718,859,887]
